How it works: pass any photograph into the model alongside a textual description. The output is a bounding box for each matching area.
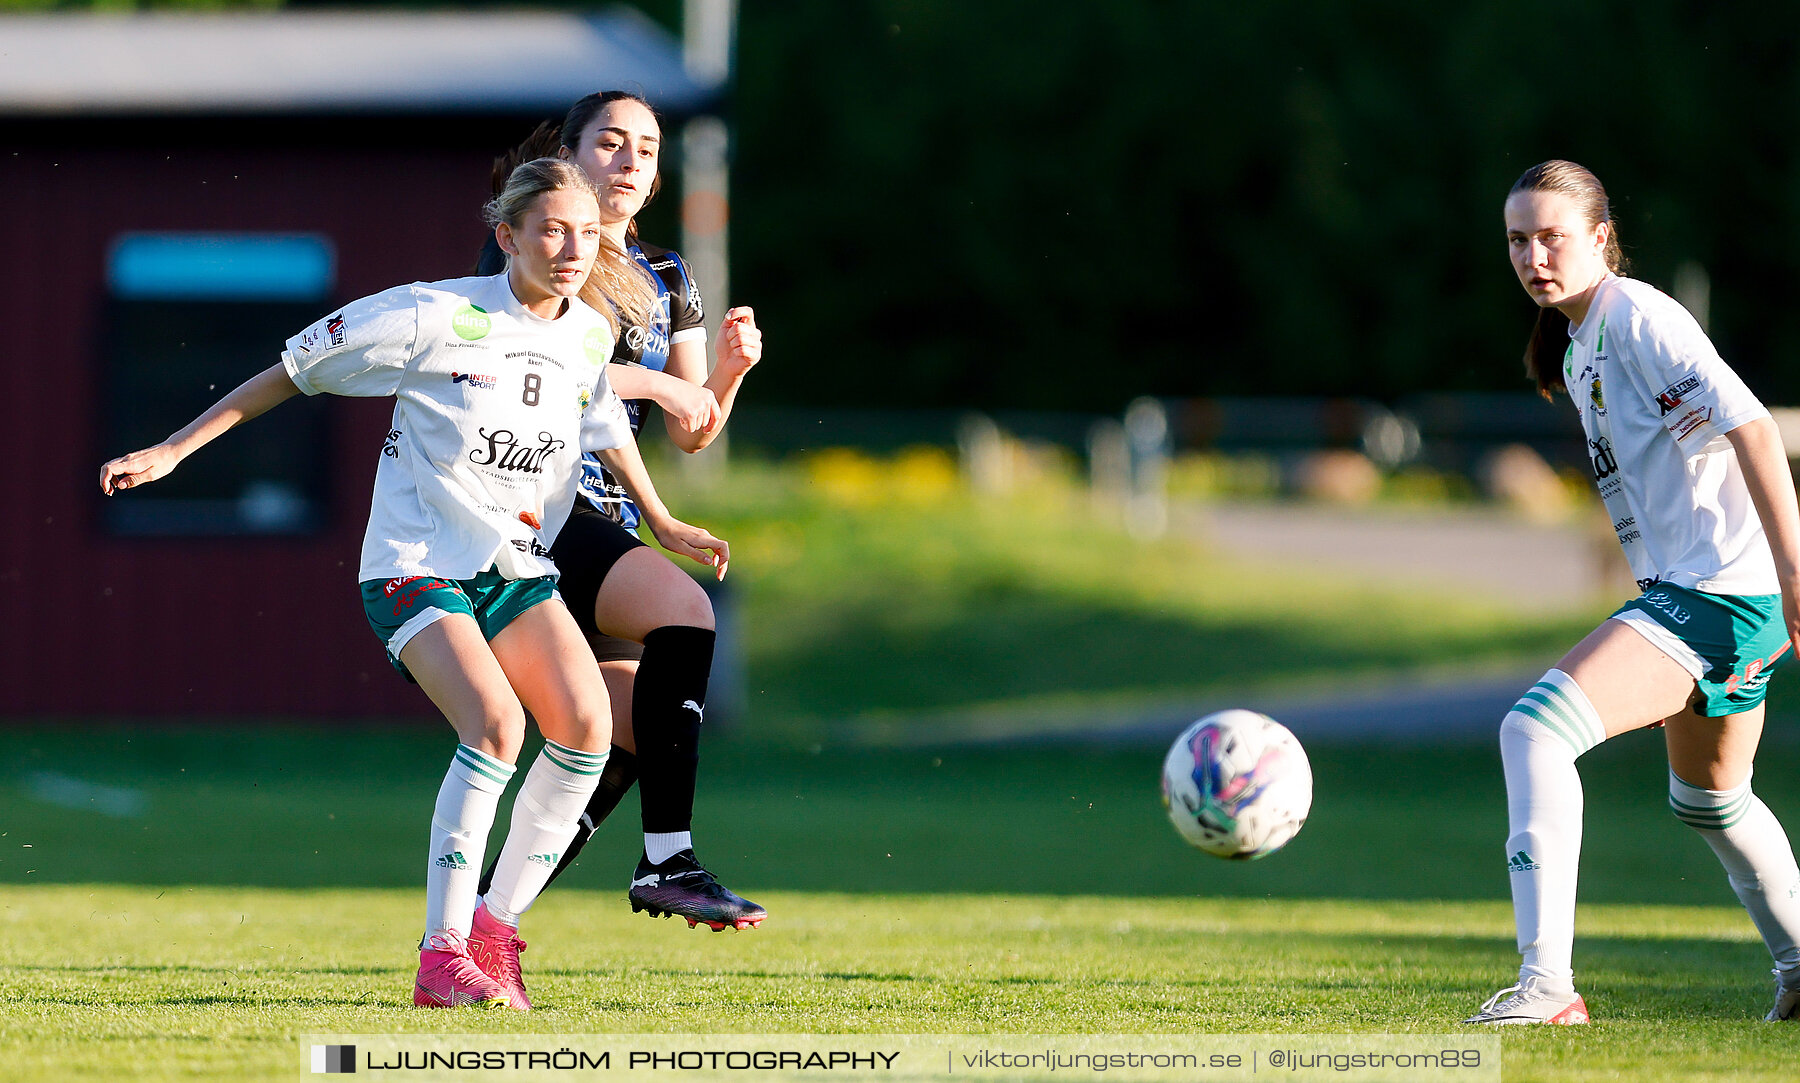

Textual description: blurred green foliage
[21,0,1795,409]
[727,2,1800,410]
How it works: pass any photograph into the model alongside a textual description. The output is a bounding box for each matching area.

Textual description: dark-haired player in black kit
[474,91,765,931]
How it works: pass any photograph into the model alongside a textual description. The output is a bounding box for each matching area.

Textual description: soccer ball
[1161,709,1312,859]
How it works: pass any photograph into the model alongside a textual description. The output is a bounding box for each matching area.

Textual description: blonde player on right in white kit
[1470,159,1800,1025]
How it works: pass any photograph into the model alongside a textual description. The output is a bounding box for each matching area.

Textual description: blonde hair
[483,156,653,334]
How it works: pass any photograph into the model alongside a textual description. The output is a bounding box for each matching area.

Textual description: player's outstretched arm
[100,362,301,495]
[1727,416,1800,657]
[665,306,761,454]
[608,365,721,435]
[590,440,730,580]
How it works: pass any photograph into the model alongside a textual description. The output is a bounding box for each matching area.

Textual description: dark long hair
[486,92,664,330]
[489,120,563,207]
[1509,160,1628,398]
[558,90,664,246]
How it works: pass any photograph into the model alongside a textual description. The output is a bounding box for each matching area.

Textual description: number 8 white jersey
[281,272,631,583]
[1563,274,1775,595]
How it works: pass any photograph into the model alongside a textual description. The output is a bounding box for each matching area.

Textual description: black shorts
[552,501,648,663]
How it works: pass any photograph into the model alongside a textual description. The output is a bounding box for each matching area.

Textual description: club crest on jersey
[1589,378,1605,416]
[452,372,498,390]
[1657,375,1701,416]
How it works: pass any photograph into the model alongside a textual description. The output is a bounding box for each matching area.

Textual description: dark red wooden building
[0,11,710,717]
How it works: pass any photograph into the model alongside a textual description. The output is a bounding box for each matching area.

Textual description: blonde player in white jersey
[1469,159,1800,1025]
[99,159,726,1011]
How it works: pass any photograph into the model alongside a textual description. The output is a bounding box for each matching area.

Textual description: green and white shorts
[360,569,560,680]
[1611,582,1791,716]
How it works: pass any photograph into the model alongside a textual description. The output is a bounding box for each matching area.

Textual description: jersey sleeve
[1623,298,1767,446]
[281,285,420,397]
[667,252,707,345]
[580,381,633,451]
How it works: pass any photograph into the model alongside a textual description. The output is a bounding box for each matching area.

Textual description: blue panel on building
[108,233,336,300]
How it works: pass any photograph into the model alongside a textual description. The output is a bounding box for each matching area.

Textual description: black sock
[477,745,638,895]
[634,625,714,837]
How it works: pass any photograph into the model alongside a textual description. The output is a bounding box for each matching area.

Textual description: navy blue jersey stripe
[575,241,700,530]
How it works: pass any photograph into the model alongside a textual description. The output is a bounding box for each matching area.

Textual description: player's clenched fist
[715,307,761,376]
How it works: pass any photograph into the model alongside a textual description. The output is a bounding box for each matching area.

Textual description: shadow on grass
[747,596,1588,728]
[2,987,397,1009]
[596,929,1778,1020]
[6,724,1800,910]
[2,963,401,977]
[8,931,1773,1022]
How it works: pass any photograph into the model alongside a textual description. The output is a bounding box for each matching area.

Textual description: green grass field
[4,888,1794,1082]
[10,460,1799,1079]
[6,726,1800,1080]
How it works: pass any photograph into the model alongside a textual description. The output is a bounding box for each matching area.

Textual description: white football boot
[1465,978,1589,1025]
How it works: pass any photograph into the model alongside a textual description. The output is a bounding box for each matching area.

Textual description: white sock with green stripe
[484,740,609,927]
[1670,768,1800,975]
[425,744,516,942]
[1500,668,1606,993]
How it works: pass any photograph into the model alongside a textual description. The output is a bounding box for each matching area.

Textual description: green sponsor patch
[583,327,609,367]
[451,304,491,341]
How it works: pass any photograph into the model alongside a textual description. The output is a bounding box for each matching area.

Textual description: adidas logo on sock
[435,851,469,870]
[1507,850,1541,872]
[527,853,560,867]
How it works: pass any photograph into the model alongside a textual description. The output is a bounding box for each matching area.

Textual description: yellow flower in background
[805,446,960,507]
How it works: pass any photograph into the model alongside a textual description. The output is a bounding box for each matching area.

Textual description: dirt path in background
[849,502,1625,748]
[1180,500,1628,616]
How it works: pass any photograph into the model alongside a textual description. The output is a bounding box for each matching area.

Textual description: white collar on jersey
[496,270,578,325]
[1566,272,1617,344]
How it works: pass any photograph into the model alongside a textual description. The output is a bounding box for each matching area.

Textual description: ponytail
[1524,308,1572,400]
[490,120,562,198]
